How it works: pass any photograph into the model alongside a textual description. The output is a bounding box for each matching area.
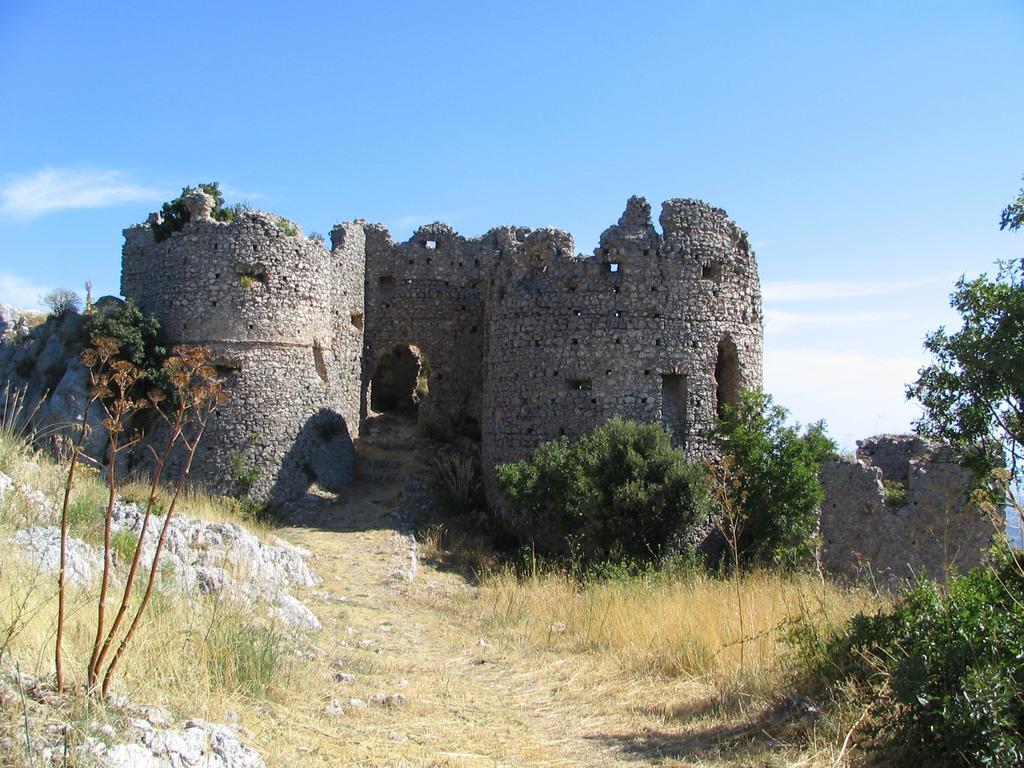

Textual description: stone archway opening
[715,337,740,417]
[369,344,427,414]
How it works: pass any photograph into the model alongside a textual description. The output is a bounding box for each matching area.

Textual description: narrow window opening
[312,341,329,384]
[605,262,620,273]
[715,337,740,417]
[661,373,688,449]
[425,240,437,250]
[566,378,592,391]
[702,262,722,281]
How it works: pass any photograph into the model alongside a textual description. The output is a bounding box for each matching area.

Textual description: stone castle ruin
[122,192,762,503]
[111,189,999,581]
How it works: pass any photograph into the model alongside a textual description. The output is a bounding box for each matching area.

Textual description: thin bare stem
[91,401,186,678]
[55,395,96,692]
[100,416,210,695]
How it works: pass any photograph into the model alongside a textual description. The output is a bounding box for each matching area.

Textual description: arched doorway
[715,337,740,417]
[369,345,427,414]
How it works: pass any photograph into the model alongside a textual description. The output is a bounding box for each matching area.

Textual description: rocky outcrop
[2,472,320,629]
[0,306,109,461]
[0,670,265,768]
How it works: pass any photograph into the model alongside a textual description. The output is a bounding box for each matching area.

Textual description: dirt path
[270,414,711,768]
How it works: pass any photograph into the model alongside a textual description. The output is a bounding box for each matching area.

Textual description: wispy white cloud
[386,213,446,231]
[763,274,957,303]
[0,168,164,219]
[764,308,915,333]
[0,271,50,310]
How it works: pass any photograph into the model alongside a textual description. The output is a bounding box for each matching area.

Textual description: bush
[83,298,168,395]
[41,288,81,318]
[495,418,713,565]
[713,391,836,568]
[822,549,1024,766]
[151,182,235,243]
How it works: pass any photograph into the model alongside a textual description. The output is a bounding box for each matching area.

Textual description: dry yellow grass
[470,567,881,695]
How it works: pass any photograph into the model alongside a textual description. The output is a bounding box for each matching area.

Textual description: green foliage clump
[713,390,837,568]
[1000,175,1024,232]
[84,298,168,395]
[41,288,81,318]
[907,257,1024,478]
[434,451,485,516]
[274,217,298,236]
[823,548,1024,766]
[202,618,289,698]
[228,450,270,522]
[881,478,908,507]
[151,182,235,243]
[496,418,712,565]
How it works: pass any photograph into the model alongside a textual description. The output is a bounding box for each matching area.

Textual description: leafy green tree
[999,175,1024,232]
[496,418,713,564]
[907,180,1024,477]
[713,390,836,568]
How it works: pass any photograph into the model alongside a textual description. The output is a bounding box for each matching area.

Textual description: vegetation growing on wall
[151,182,236,243]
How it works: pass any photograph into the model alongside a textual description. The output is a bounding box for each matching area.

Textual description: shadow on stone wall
[269,409,356,503]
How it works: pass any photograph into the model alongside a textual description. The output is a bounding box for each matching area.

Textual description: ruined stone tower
[480,197,763,491]
[121,193,762,504]
[121,193,363,501]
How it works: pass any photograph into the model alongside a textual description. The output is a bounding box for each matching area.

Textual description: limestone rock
[12,527,101,586]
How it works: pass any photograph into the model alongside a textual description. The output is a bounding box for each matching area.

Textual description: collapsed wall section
[121,196,360,501]
[820,434,1000,584]
[480,197,763,496]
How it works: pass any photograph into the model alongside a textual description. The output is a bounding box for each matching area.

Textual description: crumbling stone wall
[820,434,1000,584]
[480,197,763,496]
[121,195,362,501]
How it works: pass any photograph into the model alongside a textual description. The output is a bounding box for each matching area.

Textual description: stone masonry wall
[820,434,1000,584]
[361,221,536,439]
[480,197,763,498]
[122,197,360,501]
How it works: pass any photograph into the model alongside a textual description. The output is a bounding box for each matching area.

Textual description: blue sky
[1,0,1021,449]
